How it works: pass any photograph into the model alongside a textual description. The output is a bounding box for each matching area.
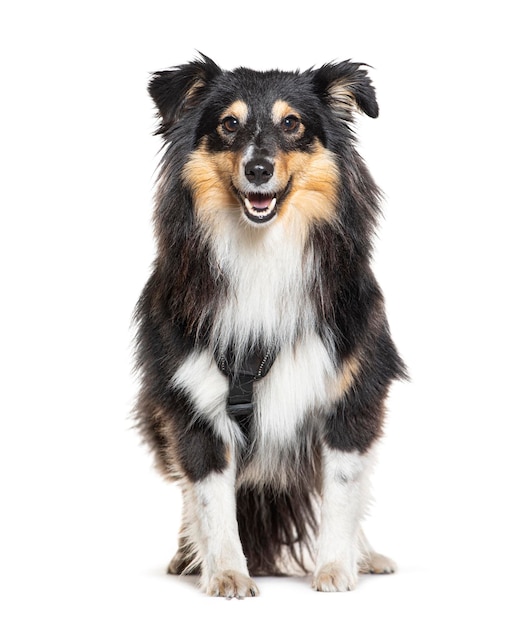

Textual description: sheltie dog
[134,54,406,598]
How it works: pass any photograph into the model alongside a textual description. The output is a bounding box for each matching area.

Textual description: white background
[1,1,522,624]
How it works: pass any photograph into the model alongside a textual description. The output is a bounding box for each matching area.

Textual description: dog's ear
[149,54,222,134]
[312,60,378,120]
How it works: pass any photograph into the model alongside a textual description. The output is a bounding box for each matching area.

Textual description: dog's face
[150,55,378,231]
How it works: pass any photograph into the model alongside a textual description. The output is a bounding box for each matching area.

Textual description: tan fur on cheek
[278,141,339,226]
[182,142,242,228]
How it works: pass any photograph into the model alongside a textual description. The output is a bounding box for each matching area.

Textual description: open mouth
[236,180,292,225]
[242,193,278,223]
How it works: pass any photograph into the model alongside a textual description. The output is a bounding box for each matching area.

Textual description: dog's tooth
[269,197,277,211]
[244,196,253,211]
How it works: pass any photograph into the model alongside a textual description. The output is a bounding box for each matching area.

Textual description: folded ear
[312,60,379,120]
[148,53,222,134]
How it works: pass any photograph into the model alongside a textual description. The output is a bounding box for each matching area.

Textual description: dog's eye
[281,115,300,133]
[222,116,240,133]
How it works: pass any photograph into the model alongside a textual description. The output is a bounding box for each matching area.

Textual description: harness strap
[217,348,276,432]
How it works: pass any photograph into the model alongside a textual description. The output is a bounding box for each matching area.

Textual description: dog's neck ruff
[207,213,314,432]
[217,348,277,433]
[205,213,316,358]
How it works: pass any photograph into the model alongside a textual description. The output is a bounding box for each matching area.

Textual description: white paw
[359,551,397,574]
[207,570,259,598]
[313,562,358,592]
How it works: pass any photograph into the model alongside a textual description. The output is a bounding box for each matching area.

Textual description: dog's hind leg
[357,527,396,574]
[167,522,200,575]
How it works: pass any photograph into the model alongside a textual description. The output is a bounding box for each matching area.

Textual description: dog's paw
[207,570,259,599]
[313,562,358,592]
[359,551,397,575]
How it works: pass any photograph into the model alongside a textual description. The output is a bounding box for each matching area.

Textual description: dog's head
[149,54,378,231]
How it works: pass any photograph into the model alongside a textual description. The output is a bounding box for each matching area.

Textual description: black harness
[217,348,276,435]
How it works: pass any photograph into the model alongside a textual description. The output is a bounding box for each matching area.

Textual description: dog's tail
[236,483,319,576]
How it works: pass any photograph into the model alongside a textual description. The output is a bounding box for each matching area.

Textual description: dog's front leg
[313,447,372,592]
[189,462,259,598]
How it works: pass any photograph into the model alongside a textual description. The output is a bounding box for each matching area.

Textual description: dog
[134,54,406,598]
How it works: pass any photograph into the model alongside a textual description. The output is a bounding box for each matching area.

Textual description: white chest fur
[242,332,336,485]
[208,216,317,357]
[172,333,337,486]
[173,219,338,484]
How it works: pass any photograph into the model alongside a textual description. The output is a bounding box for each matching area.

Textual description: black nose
[244,158,274,186]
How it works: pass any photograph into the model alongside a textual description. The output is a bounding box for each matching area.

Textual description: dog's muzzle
[236,156,291,225]
[240,157,278,223]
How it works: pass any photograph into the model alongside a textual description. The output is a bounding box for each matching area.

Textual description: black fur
[134,55,406,586]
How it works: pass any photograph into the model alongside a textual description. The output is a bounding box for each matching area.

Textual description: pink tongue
[249,193,272,210]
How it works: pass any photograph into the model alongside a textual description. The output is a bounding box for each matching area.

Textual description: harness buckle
[217,348,277,429]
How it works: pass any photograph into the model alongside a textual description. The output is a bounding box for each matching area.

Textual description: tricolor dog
[134,55,406,597]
